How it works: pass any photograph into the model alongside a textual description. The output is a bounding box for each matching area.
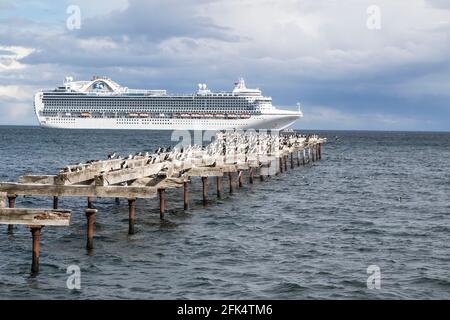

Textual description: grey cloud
[76,0,238,42]
[426,0,450,9]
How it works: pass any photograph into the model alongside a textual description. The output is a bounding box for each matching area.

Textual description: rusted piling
[0,208,71,273]
[85,208,97,250]
[7,195,16,234]
[158,188,165,219]
[202,177,208,206]
[228,172,234,194]
[216,176,222,198]
[128,198,136,235]
[30,226,42,275]
[53,196,58,209]
[183,181,189,210]
[238,170,243,188]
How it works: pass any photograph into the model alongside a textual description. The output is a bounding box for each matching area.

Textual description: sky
[0,0,449,130]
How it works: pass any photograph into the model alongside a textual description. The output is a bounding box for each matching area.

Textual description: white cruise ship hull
[38,113,299,131]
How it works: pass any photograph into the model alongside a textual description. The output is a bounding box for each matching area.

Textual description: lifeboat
[227,114,238,118]
[204,114,213,118]
[181,113,191,118]
[128,113,139,118]
[240,114,251,119]
[80,112,92,118]
[159,113,165,117]
[139,113,149,118]
[215,113,225,118]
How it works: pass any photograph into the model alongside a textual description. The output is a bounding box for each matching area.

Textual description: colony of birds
[60,131,324,179]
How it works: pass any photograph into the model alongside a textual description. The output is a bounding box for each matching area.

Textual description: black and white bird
[107,152,117,159]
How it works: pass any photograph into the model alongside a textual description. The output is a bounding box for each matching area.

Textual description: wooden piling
[183,181,189,210]
[115,197,120,205]
[279,157,283,174]
[30,226,42,275]
[284,155,288,171]
[85,208,97,250]
[202,177,208,206]
[216,176,222,198]
[290,153,294,169]
[249,168,254,184]
[158,188,165,219]
[312,145,315,162]
[297,151,300,167]
[128,198,136,235]
[318,143,322,160]
[7,195,16,234]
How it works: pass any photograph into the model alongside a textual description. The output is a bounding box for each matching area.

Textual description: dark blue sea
[0,126,449,299]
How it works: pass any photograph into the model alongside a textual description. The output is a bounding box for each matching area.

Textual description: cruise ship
[34,76,302,130]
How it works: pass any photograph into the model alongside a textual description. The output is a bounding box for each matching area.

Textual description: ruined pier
[0,131,326,274]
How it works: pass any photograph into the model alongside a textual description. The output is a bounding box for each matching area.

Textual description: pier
[0,131,325,274]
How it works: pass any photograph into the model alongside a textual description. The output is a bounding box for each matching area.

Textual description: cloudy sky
[0,0,449,130]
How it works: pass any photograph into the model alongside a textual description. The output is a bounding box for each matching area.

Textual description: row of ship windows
[47,118,261,124]
[43,99,252,103]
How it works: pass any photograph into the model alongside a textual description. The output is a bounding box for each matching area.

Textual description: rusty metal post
[183,181,189,210]
[53,196,59,209]
[87,197,94,209]
[7,195,16,234]
[85,208,97,250]
[128,198,136,235]
[228,172,234,194]
[202,177,208,206]
[249,167,254,184]
[29,226,42,275]
[216,176,222,199]
[158,188,165,219]
[238,170,243,188]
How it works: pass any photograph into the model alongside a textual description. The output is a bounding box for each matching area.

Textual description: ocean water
[0,126,449,299]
